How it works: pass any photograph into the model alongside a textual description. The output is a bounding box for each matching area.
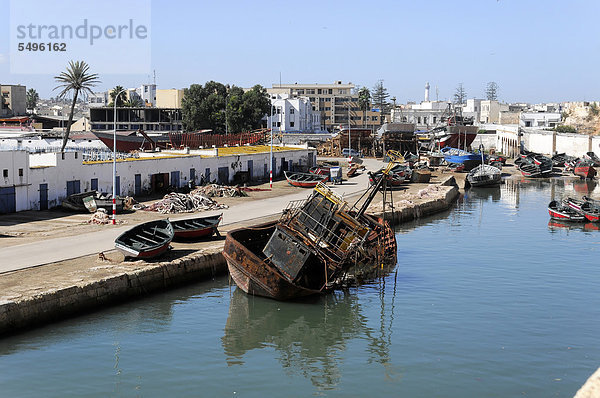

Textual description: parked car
[342,148,361,157]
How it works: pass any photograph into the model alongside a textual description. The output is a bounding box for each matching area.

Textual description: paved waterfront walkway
[0,159,380,274]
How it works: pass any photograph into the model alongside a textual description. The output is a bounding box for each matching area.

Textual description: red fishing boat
[573,159,597,179]
[548,200,585,222]
[284,171,328,188]
[171,214,222,240]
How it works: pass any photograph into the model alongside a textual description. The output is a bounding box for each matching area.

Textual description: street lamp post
[112,89,127,225]
[269,102,274,189]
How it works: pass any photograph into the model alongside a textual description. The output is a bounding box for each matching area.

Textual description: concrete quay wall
[367,177,459,226]
[0,250,227,335]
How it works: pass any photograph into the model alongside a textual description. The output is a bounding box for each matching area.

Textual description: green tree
[371,80,390,125]
[226,85,246,133]
[182,82,269,133]
[109,85,127,107]
[357,87,371,127]
[124,97,144,107]
[454,83,467,104]
[485,81,499,101]
[182,81,228,132]
[241,85,270,131]
[53,60,100,152]
[26,88,39,111]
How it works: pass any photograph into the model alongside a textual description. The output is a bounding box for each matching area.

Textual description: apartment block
[1,85,27,116]
[267,81,384,132]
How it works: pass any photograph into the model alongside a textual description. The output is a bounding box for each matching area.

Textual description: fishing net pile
[195,184,248,198]
[143,191,228,214]
[87,208,125,224]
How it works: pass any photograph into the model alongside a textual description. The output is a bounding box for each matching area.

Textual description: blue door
[171,171,180,188]
[66,180,81,196]
[247,160,253,180]
[217,167,229,184]
[91,178,98,192]
[115,176,120,196]
[0,186,16,214]
[134,174,142,196]
[39,183,48,211]
[204,168,211,184]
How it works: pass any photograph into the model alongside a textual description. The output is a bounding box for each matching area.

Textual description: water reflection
[572,178,598,195]
[465,185,501,202]
[222,287,395,390]
[547,219,600,233]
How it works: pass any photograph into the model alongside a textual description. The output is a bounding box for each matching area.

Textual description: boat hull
[171,214,221,241]
[548,200,585,222]
[222,222,321,300]
[574,166,596,179]
[284,171,328,188]
[114,219,174,260]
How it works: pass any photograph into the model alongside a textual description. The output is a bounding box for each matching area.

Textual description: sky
[1,0,599,104]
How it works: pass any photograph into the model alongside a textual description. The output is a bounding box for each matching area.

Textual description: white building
[136,84,156,107]
[520,112,561,128]
[268,94,320,133]
[0,147,315,213]
[88,92,109,108]
[391,101,449,129]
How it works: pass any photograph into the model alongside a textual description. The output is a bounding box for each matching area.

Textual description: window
[297,89,304,94]
[317,89,322,94]
[3,169,8,178]
[277,122,281,127]
[277,107,281,114]
[290,121,295,127]
[338,89,346,95]
[328,89,333,94]
[433,117,437,123]
[18,168,23,177]
[272,121,277,127]
[289,108,295,114]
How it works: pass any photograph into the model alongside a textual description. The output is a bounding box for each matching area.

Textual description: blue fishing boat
[441,147,486,171]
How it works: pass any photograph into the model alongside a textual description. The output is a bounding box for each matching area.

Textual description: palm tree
[124,97,144,107]
[109,85,127,107]
[26,88,39,112]
[357,87,371,127]
[54,61,100,152]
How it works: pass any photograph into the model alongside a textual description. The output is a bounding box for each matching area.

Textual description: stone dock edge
[0,177,460,336]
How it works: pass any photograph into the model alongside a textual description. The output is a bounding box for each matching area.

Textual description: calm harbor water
[1,178,599,397]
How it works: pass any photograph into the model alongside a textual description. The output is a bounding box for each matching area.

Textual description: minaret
[425,82,430,102]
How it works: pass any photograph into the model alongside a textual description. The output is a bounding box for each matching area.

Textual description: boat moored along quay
[115,219,175,259]
[171,214,222,241]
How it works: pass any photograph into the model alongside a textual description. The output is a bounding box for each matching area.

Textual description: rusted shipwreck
[223,176,397,300]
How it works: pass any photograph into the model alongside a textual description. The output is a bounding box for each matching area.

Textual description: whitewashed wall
[5,148,315,212]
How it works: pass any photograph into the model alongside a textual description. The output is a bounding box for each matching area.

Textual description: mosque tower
[425,82,430,102]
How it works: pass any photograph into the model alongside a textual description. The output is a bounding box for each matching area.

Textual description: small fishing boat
[115,219,174,259]
[466,164,502,187]
[547,200,585,222]
[308,166,330,181]
[583,151,600,167]
[62,191,124,213]
[573,159,597,179]
[563,197,585,213]
[171,213,222,240]
[368,164,408,186]
[284,171,328,188]
[517,161,543,178]
[551,153,576,167]
[441,147,485,171]
[581,201,600,223]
